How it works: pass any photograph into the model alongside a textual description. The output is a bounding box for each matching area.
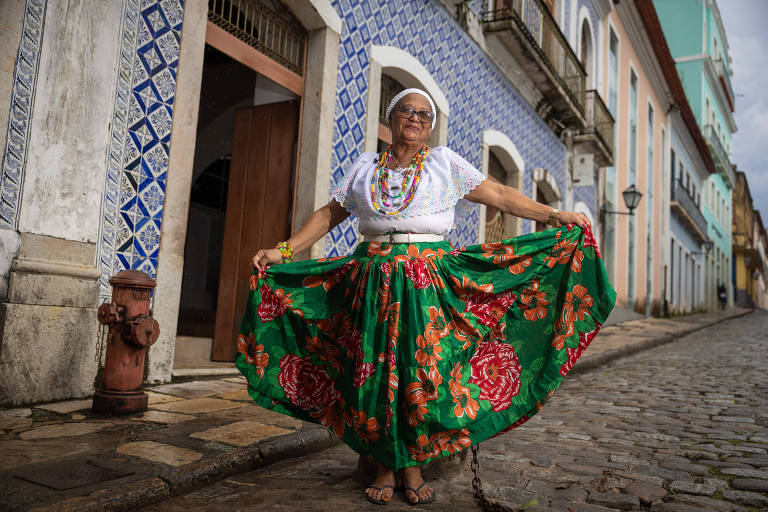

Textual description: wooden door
[211,101,298,361]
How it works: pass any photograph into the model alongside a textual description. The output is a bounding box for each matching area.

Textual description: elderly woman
[242,89,615,505]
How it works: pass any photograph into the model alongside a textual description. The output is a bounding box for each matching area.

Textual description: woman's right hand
[252,247,283,272]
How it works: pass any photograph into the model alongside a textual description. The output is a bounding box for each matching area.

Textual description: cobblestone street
[140,310,768,512]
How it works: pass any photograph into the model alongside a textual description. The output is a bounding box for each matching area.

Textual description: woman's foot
[400,466,435,504]
[364,463,397,504]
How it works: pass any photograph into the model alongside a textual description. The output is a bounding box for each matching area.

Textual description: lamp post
[601,184,643,216]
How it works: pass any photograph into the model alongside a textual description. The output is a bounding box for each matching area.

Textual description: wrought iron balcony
[703,124,734,187]
[713,58,735,112]
[670,179,708,241]
[482,0,587,131]
[574,90,614,167]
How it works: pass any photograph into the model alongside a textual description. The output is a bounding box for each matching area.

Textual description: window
[629,70,638,184]
[377,74,405,151]
[628,68,638,301]
[580,20,593,88]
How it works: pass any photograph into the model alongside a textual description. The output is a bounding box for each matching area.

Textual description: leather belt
[362,233,445,243]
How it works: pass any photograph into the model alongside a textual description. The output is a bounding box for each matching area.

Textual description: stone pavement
[141,309,768,512]
[0,307,753,511]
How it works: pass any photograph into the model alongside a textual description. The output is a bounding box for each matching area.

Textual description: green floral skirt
[236,225,616,469]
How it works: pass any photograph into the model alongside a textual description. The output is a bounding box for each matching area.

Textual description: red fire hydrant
[92,270,160,414]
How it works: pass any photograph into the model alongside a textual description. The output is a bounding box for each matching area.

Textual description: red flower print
[367,242,392,257]
[560,324,601,376]
[249,274,258,291]
[570,247,585,272]
[443,428,472,454]
[277,354,337,411]
[384,302,400,347]
[451,275,516,327]
[544,239,577,268]
[353,349,376,388]
[302,260,359,292]
[406,366,443,405]
[583,224,601,258]
[349,409,380,443]
[424,306,452,341]
[237,333,269,377]
[565,284,594,322]
[450,382,479,420]
[469,342,522,412]
[316,256,346,263]
[451,308,481,350]
[518,279,549,321]
[448,363,464,394]
[414,334,443,367]
[480,241,532,274]
[403,258,432,289]
[551,307,575,350]
[404,384,429,427]
[408,434,437,462]
[256,284,292,322]
[334,314,362,358]
[310,394,345,438]
[306,335,342,374]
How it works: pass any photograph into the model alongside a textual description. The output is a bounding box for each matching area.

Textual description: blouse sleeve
[447,148,486,199]
[330,153,369,212]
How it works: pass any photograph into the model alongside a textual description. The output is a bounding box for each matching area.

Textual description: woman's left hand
[558,211,590,228]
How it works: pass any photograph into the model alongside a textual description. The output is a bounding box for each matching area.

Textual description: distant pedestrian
[718,283,727,310]
[239,89,616,506]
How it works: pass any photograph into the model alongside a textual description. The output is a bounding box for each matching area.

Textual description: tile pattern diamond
[324,0,567,257]
[96,0,184,301]
[0,0,47,229]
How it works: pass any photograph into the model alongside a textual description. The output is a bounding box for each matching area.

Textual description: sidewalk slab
[0,307,753,511]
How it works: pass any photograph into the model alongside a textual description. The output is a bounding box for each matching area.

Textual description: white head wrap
[385,88,437,129]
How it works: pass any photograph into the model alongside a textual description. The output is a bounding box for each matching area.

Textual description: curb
[569,308,753,376]
[32,309,752,511]
[31,427,341,512]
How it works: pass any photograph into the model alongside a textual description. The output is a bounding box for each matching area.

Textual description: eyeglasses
[394,105,434,124]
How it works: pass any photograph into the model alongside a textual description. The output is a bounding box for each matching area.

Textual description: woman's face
[389,94,433,146]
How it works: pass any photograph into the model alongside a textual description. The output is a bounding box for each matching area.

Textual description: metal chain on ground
[471,443,520,512]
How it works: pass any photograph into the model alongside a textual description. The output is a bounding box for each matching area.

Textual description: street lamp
[601,184,643,216]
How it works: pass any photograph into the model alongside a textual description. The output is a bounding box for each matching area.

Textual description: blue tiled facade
[324,0,567,257]
[96,0,185,301]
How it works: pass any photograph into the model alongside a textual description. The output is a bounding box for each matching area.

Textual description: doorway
[175,44,299,366]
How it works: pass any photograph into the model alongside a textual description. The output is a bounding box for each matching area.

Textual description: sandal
[402,481,437,505]
[364,484,396,505]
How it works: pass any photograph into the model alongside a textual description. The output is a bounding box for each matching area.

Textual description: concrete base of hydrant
[92,389,148,414]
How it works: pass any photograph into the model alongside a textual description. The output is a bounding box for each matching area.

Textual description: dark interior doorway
[176,44,298,364]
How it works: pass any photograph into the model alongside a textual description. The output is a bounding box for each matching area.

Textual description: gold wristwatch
[548,208,561,227]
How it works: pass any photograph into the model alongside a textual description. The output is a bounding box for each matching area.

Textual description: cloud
[718,0,768,217]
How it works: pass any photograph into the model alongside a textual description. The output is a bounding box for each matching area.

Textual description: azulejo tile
[97,0,184,295]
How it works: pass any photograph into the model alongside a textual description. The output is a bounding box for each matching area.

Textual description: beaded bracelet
[276,241,294,263]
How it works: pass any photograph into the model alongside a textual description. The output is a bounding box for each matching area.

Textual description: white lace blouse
[331,146,486,235]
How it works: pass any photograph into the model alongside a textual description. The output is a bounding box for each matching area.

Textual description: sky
[718,0,768,223]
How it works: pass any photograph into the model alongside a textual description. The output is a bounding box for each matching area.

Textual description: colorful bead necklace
[370,145,430,216]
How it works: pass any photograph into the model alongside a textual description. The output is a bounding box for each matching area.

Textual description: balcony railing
[703,124,734,186]
[208,0,307,75]
[671,179,708,239]
[713,58,735,111]
[482,0,586,129]
[575,89,615,166]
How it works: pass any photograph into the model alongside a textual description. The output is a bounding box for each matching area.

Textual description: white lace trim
[332,147,486,221]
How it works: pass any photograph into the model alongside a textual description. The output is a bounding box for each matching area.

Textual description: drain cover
[13,460,133,490]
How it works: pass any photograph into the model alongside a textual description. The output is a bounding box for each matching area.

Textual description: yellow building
[731,171,759,307]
